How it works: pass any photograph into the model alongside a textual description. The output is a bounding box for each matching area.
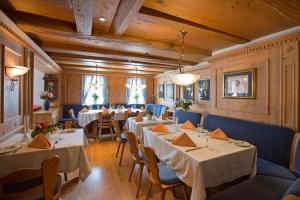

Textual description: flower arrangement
[31,123,55,138]
[134,93,139,103]
[40,91,54,100]
[175,99,193,111]
[92,92,99,104]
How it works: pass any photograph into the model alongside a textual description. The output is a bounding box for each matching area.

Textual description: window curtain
[82,75,109,105]
[126,78,146,104]
[81,75,94,104]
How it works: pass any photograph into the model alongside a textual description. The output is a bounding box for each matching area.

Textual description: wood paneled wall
[62,72,155,105]
[155,33,300,131]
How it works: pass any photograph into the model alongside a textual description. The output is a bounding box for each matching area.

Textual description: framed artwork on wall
[198,79,210,100]
[166,82,174,101]
[182,84,194,101]
[223,68,256,99]
[158,83,164,98]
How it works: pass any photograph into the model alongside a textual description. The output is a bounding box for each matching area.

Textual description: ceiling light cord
[178,31,187,73]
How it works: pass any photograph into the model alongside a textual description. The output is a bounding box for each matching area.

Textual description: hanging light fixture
[90,64,99,89]
[125,67,146,90]
[5,65,30,91]
[170,31,200,86]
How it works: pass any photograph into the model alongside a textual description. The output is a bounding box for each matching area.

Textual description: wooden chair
[98,111,115,142]
[139,145,189,200]
[126,132,145,198]
[112,120,127,166]
[0,156,61,200]
[69,109,78,128]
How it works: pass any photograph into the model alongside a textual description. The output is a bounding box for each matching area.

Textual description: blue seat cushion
[203,114,294,168]
[208,175,293,200]
[174,109,202,127]
[257,158,297,180]
[283,178,300,199]
[146,104,164,117]
[121,132,127,141]
[158,162,181,185]
[295,139,300,176]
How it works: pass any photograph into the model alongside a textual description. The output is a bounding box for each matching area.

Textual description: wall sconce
[5,65,30,91]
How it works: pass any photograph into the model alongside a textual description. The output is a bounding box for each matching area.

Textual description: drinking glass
[56,123,64,141]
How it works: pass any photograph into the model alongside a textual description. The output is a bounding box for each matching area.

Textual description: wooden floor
[63,137,188,200]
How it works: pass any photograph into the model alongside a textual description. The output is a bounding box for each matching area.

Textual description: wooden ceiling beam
[139,7,250,44]
[260,0,300,24]
[110,0,144,35]
[69,0,93,35]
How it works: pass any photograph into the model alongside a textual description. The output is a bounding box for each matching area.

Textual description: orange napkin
[182,120,196,130]
[135,114,144,122]
[127,108,132,113]
[28,133,51,149]
[65,121,72,129]
[210,128,229,141]
[172,133,197,147]
[80,107,89,112]
[152,124,169,133]
[102,108,110,114]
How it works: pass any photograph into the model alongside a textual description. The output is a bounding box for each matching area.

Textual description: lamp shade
[170,73,200,86]
[5,65,30,79]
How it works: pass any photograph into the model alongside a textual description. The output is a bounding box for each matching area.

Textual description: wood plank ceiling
[0,0,299,75]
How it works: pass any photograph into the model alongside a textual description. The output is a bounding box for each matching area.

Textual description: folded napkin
[80,107,89,113]
[210,128,229,141]
[182,120,196,130]
[28,133,51,149]
[135,114,144,122]
[102,108,110,114]
[127,108,132,113]
[152,124,169,133]
[172,133,197,147]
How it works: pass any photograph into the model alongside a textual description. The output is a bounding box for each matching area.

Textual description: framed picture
[182,84,194,101]
[223,68,256,99]
[198,79,210,100]
[158,83,165,98]
[166,82,174,101]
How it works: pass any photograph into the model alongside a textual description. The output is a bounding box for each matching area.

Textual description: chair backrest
[139,145,161,185]
[129,110,139,118]
[290,133,300,175]
[69,109,75,120]
[112,120,122,139]
[64,121,72,129]
[174,109,202,127]
[98,111,115,125]
[124,111,129,121]
[0,156,60,200]
[126,132,143,163]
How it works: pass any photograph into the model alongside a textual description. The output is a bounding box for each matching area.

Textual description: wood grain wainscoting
[155,32,300,131]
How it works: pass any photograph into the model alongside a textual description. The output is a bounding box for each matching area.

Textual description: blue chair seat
[257,158,297,180]
[158,162,181,185]
[121,132,127,141]
[283,177,300,199]
[208,175,293,200]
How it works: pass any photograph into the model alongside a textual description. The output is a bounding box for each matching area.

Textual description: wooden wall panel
[108,76,126,104]
[66,73,82,104]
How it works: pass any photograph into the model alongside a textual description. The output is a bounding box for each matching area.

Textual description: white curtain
[126,78,146,104]
[82,75,108,105]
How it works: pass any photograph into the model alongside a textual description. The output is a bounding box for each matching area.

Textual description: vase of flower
[44,100,50,111]
[40,91,54,111]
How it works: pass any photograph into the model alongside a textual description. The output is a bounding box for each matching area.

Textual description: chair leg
[116,142,121,158]
[119,142,125,166]
[182,184,189,200]
[64,172,68,182]
[161,189,166,200]
[136,164,144,198]
[110,127,114,140]
[172,187,176,197]
[98,128,102,143]
[128,161,136,181]
[146,183,152,200]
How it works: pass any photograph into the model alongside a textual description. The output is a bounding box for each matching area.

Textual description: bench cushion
[257,158,297,180]
[158,162,181,185]
[283,178,300,199]
[208,175,293,200]
[203,114,294,168]
[174,109,202,127]
[146,104,164,117]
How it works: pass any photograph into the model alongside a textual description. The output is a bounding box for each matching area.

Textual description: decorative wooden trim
[0,9,61,73]
[0,44,4,123]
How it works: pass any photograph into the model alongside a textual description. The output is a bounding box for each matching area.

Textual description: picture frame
[223,68,256,99]
[158,83,165,99]
[166,82,174,101]
[182,84,194,101]
[198,79,210,100]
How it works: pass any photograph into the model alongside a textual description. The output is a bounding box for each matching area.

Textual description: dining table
[0,128,91,181]
[125,116,174,137]
[142,125,257,200]
[78,108,145,127]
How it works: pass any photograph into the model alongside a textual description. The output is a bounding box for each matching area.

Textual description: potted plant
[92,92,99,105]
[40,91,54,111]
[175,99,193,111]
[134,93,139,104]
[146,111,153,120]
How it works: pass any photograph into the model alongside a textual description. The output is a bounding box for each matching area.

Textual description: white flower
[47,92,54,98]
[48,82,54,87]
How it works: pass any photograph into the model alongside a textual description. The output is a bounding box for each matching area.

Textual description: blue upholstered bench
[203,114,297,180]
[145,104,168,117]
[174,109,202,127]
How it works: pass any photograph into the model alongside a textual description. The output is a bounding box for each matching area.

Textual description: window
[126,78,146,104]
[82,75,108,105]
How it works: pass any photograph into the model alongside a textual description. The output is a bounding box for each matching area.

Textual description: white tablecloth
[125,117,174,137]
[0,129,91,181]
[78,109,143,127]
[143,125,257,200]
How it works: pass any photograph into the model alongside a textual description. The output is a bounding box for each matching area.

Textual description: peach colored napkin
[102,108,110,114]
[172,133,197,147]
[182,120,196,130]
[127,108,132,113]
[135,114,144,122]
[80,107,89,113]
[65,121,72,129]
[210,128,229,141]
[28,133,51,149]
[152,124,169,133]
